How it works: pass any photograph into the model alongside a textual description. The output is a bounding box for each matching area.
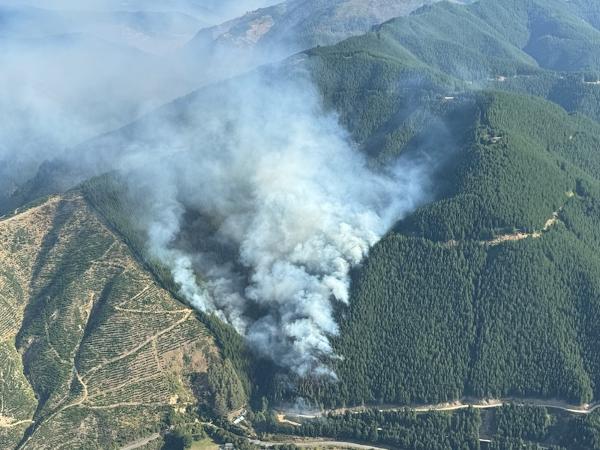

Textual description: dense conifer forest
[70,0,600,414]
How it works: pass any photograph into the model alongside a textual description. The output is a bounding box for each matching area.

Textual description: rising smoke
[112,72,430,376]
[2,0,434,377]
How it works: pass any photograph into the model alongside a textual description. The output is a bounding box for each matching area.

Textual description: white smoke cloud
[112,73,430,376]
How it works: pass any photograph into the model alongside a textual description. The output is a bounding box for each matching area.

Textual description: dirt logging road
[281,397,600,421]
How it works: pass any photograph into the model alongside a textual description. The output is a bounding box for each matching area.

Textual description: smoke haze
[0,0,277,194]
[1,1,435,376]
[3,0,279,25]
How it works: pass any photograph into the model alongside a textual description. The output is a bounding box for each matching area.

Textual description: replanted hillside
[0,193,245,449]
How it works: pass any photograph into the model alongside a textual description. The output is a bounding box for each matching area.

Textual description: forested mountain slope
[0,192,246,449]
[8,0,600,421]
[304,91,600,408]
[306,0,600,128]
[274,0,600,408]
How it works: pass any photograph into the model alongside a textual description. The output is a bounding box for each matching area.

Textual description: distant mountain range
[0,0,252,27]
[0,5,203,53]
[181,0,473,66]
[0,0,452,208]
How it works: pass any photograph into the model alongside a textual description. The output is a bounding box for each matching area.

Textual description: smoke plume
[1,0,434,377]
[111,72,430,376]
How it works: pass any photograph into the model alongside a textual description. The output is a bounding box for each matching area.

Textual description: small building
[232,415,245,425]
[231,408,247,425]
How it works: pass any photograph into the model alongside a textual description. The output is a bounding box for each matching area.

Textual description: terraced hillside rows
[0,193,243,449]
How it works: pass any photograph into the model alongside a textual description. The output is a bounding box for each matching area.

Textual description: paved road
[251,438,388,449]
[120,396,600,450]
[120,433,161,450]
[283,397,600,420]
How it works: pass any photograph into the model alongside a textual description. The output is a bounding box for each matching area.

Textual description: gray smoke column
[119,72,430,377]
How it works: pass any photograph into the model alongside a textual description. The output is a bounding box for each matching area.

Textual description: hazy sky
[3,0,281,24]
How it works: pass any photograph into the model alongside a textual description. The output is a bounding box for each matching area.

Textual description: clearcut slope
[0,192,245,449]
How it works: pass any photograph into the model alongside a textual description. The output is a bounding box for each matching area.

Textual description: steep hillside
[299,0,600,164]
[181,0,472,67]
[318,0,600,78]
[0,193,246,449]
[186,0,442,49]
[294,91,600,408]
